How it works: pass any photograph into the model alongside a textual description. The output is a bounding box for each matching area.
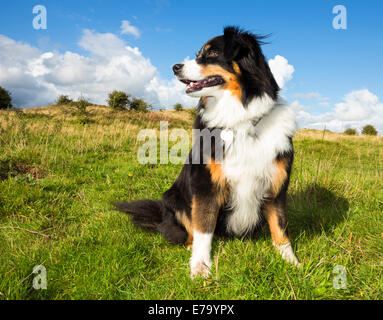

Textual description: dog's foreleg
[190,231,214,278]
[275,242,300,267]
[189,195,220,279]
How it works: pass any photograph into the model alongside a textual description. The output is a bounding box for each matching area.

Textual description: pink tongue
[186,77,221,91]
[187,80,202,87]
[187,78,212,89]
[187,82,198,90]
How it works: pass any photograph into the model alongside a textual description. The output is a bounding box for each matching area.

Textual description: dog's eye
[208,51,218,57]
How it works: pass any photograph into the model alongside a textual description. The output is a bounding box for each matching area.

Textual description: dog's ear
[223,26,241,60]
[224,27,279,102]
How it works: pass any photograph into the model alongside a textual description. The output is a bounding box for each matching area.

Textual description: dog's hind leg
[266,150,300,267]
[264,200,300,267]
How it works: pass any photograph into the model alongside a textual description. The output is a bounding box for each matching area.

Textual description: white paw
[190,231,213,279]
[190,260,212,279]
[276,242,301,268]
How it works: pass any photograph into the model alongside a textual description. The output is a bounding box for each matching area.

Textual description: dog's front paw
[276,242,301,267]
[190,260,212,279]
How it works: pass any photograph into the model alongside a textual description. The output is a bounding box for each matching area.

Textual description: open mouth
[180,76,225,93]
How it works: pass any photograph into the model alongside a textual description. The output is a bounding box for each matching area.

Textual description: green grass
[0,105,382,300]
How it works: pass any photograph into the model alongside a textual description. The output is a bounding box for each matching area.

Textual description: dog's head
[173,26,279,105]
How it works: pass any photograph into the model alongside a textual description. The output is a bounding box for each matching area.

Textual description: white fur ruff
[201,93,296,236]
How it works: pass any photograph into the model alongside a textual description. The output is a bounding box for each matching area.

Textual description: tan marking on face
[203,44,211,51]
[200,65,242,100]
[270,158,288,197]
[232,62,241,75]
[264,203,290,246]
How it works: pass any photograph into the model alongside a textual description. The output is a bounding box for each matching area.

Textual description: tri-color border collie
[115,26,300,278]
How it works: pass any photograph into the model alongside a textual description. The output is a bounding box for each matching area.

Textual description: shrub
[174,103,183,111]
[362,125,378,136]
[108,91,131,110]
[0,86,12,109]
[188,107,199,118]
[129,97,150,112]
[344,128,357,136]
[73,97,92,115]
[78,117,95,125]
[56,95,73,105]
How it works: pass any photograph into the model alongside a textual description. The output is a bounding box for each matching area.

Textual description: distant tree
[344,128,357,136]
[174,103,183,111]
[56,95,73,105]
[0,86,12,109]
[108,91,131,110]
[129,97,149,112]
[74,97,92,115]
[362,125,378,136]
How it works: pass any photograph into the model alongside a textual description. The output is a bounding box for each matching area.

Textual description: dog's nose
[172,63,184,74]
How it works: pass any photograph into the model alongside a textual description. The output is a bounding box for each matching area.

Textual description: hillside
[0,105,382,299]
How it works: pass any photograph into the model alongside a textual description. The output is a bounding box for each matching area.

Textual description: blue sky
[0,0,382,132]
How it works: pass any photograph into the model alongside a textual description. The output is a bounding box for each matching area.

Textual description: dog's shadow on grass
[287,183,350,238]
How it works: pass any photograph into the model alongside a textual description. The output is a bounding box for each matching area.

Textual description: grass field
[0,105,382,300]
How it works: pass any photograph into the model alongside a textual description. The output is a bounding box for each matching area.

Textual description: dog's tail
[114,200,162,231]
[113,199,188,245]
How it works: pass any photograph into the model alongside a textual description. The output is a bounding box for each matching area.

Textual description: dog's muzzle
[172,63,184,76]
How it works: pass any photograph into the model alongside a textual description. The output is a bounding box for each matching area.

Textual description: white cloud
[294,92,329,101]
[0,31,197,108]
[268,55,295,89]
[334,89,379,121]
[318,101,330,107]
[0,35,58,107]
[293,92,330,107]
[120,20,140,38]
[293,89,383,134]
[145,77,195,108]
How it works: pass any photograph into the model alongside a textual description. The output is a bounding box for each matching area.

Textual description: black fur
[223,26,279,103]
[194,26,280,105]
[113,200,162,231]
[114,199,188,245]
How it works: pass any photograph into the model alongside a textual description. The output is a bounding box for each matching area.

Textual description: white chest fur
[201,94,296,236]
